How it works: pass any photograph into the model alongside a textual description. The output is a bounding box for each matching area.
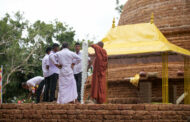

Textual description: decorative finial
[150,12,154,24]
[112,17,115,28]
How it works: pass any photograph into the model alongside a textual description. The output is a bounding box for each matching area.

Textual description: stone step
[0,104,190,121]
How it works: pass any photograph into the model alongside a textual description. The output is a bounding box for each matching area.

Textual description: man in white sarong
[50,42,81,104]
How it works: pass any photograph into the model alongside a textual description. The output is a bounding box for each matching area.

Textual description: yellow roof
[89,23,190,56]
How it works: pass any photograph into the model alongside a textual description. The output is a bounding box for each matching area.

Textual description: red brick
[0,119,12,122]
[182,105,190,111]
[60,114,68,119]
[118,104,132,110]
[32,114,42,119]
[145,104,158,111]
[36,110,45,114]
[74,119,90,122]
[42,115,52,119]
[123,116,132,120]
[121,110,135,115]
[75,104,88,109]
[51,110,67,114]
[104,120,115,122]
[47,104,55,110]
[142,120,152,122]
[17,104,32,110]
[68,115,76,119]
[96,115,104,119]
[132,104,145,110]
[91,119,103,122]
[1,104,17,109]
[135,111,148,116]
[76,114,86,119]
[67,110,77,115]
[22,110,36,114]
[95,110,109,115]
[14,114,23,119]
[52,115,61,119]
[86,115,98,119]
[158,105,171,111]
[88,105,104,110]
[33,104,47,110]
[109,110,121,115]
[82,110,95,115]
[104,105,118,110]
[171,105,182,111]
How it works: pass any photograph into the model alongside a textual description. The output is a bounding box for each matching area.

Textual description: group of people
[22,41,108,104]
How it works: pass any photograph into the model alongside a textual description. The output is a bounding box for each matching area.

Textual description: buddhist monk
[91,41,108,104]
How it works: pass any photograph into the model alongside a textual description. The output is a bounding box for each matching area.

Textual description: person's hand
[46,65,49,70]
[55,64,62,69]
[71,63,75,69]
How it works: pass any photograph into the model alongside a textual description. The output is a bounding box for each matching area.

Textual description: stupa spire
[112,17,115,28]
[150,12,154,24]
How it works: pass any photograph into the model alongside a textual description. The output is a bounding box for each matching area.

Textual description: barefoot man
[91,41,108,104]
[50,42,81,104]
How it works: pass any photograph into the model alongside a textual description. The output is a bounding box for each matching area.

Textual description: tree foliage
[115,0,124,14]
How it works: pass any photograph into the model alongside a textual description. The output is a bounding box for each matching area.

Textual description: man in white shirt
[22,76,44,102]
[48,43,60,102]
[73,42,91,102]
[42,47,52,102]
[50,42,81,104]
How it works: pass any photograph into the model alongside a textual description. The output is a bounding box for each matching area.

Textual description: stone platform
[0,104,190,122]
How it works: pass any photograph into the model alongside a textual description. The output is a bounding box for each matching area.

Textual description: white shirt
[49,51,60,76]
[73,51,91,74]
[26,76,44,87]
[42,54,50,77]
[73,51,82,74]
[50,48,81,77]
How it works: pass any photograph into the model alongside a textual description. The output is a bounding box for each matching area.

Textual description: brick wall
[0,104,190,121]
[85,78,184,104]
[85,80,139,104]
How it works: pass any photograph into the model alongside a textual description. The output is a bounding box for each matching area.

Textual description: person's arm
[49,53,62,69]
[72,52,81,65]
[91,44,99,50]
[90,44,101,57]
[44,57,49,70]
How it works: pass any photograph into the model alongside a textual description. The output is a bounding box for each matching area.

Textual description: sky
[0,0,127,42]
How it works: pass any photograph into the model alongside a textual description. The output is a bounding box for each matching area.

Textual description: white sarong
[57,74,78,104]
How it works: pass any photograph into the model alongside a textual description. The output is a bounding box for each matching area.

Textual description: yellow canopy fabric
[89,23,190,56]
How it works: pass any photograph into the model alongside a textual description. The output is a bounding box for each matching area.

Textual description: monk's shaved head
[97,41,104,48]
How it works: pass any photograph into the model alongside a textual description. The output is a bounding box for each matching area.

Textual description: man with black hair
[73,42,91,102]
[50,41,81,104]
[48,43,60,102]
[73,42,82,102]
[42,47,52,102]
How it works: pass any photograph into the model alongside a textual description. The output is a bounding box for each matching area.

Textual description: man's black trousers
[74,72,82,102]
[35,80,45,103]
[44,73,58,102]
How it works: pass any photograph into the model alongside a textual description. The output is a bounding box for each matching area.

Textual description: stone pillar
[139,81,152,103]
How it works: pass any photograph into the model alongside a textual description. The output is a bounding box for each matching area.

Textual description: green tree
[115,0,124,14]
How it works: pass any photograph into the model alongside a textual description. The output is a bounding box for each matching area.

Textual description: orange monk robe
[91,44,108,104]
